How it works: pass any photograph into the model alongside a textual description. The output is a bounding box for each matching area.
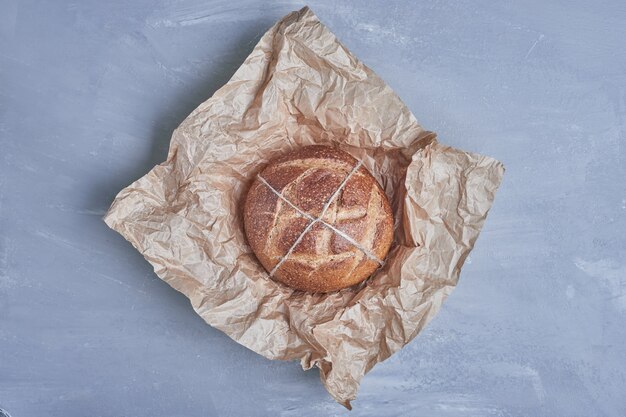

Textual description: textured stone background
[1,1,624,416]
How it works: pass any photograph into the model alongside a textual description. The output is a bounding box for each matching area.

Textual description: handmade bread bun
[243,145,394,292]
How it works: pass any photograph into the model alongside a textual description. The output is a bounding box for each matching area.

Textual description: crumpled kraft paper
[104,6,504,408]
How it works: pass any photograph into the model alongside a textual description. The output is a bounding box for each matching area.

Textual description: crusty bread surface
[244,145,393,292]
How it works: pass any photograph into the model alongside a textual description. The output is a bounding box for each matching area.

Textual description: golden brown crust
[260,146,355,218]
[332,165,394,262]
[243,180,312,273]
[243,145,394,292]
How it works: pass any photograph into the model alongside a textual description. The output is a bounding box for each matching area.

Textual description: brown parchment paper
[104,6,504,408]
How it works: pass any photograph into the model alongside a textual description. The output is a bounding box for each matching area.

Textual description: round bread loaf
[243,145,394,292]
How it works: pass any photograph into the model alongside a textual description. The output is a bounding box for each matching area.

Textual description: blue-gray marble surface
[1,1,624,416]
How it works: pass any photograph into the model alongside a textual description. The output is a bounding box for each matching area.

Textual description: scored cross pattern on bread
[244,146,394,292]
